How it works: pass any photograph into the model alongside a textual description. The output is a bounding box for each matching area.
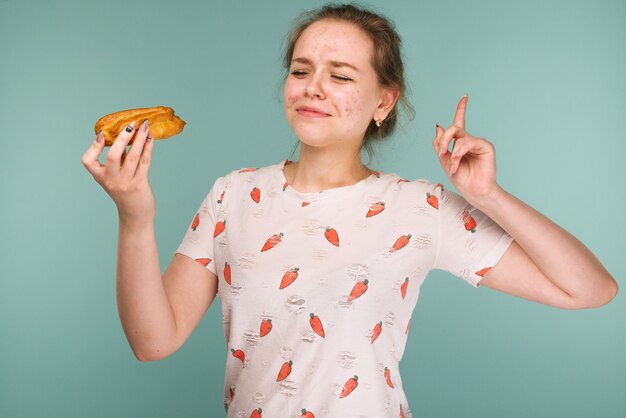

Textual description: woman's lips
[296,106,330,117]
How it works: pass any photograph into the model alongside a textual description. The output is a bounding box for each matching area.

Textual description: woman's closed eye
[290,70,352,82]
[332,74,352,82]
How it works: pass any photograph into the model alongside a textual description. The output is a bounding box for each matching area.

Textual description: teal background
[1,0,624,416]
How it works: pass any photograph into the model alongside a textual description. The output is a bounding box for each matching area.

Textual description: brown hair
[282,3,415,164]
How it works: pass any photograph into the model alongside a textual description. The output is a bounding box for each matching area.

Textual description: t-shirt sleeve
[431,183,514,288]
[174,174,227,276]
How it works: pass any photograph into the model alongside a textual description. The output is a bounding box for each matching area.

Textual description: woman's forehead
[293,20,374,66]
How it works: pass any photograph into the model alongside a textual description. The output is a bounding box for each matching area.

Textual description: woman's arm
[433,95,617,309]
[467,185,617,309]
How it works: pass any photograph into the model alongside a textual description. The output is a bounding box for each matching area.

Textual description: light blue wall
[1,0,624,416]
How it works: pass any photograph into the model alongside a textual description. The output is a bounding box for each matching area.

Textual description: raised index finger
[453,95,468,129]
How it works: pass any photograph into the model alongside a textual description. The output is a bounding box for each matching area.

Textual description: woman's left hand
[433,95,500,203]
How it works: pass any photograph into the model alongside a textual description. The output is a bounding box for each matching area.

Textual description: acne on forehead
[294,20,374,63]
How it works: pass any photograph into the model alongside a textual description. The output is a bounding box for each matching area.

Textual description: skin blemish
[286,95,298,106]
[343,94,359,115]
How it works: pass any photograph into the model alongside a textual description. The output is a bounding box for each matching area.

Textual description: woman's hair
[282,2,415,164]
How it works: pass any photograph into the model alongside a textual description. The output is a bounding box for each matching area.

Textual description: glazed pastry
[94,106,186,146]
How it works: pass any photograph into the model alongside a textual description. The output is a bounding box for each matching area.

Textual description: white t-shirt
[175,159,514,418]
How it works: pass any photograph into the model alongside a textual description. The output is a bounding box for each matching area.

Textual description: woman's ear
[377,86,400,120]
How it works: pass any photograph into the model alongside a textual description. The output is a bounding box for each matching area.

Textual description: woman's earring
[375,119,383,127]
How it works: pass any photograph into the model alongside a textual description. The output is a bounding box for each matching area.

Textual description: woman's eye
[332,75,352,82]
[291,70,307,76]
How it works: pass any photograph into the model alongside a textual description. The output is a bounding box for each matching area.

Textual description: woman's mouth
[296,106,331,117]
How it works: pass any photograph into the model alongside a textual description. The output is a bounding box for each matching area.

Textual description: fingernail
[146,128,152,142]
[140,119,148,132]
[125,121,136,133]
[96,131,103,143]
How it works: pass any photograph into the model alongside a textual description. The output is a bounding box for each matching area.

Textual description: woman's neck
[283,147,373,193]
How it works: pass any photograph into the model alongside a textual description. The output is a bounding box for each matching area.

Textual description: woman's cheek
[341,93,367,125]
[283,79,298,107]
[286,94,298,107]
[340,92,359,115]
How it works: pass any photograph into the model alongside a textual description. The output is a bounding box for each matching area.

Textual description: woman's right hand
[81,120,157,222]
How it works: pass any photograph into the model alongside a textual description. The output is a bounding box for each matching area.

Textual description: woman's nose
[304,74,325,99]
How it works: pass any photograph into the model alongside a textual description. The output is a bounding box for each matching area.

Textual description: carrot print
[302,201,310,207]
[371,321,383,343]
[300,409,315,418]
[435,183,444,190]
[224,262,231,285]
[277,360,292,381]
[214,220,226,238]
[397,178,410,184]
[324,226,340,247]
[238,167,257,173]
[372,171,380,178]
[401,277,409,299]
[475,267,492,277]
[400,404,405,418]
[384,367,395,388]
[229,385,235,401]
[231,348,245,364]
[309,313,325,338]
[283,181,288,191]
[389,234,411,252]
[348,279,369,302]
[279,267,299,289]
[250,187,260,203]
[260,319,272,337]
[250,408,262,418]
[463,210,477,233]
[405,319,411,335]
[195,258,211,267]
[340,375,358,398]
[366,201,385,218]
[218,191,225,204]
[426,192,439,209]
[191,213,200,231]
[261,232,284,252]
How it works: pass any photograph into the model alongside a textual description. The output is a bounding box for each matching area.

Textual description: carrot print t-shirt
[175,159,514,418]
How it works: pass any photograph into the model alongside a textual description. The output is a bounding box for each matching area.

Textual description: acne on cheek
[342,94,361,115]
[286,95,298,106]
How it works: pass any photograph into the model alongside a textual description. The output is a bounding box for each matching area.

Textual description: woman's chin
[291,129,333,148]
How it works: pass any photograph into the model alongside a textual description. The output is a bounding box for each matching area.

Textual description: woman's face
[284,19,390,150]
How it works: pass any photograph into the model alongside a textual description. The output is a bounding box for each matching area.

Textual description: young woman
[81,4,617,417]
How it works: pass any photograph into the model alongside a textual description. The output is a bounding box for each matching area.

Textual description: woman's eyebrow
[330,60,359,72]
[291,57,359,72]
